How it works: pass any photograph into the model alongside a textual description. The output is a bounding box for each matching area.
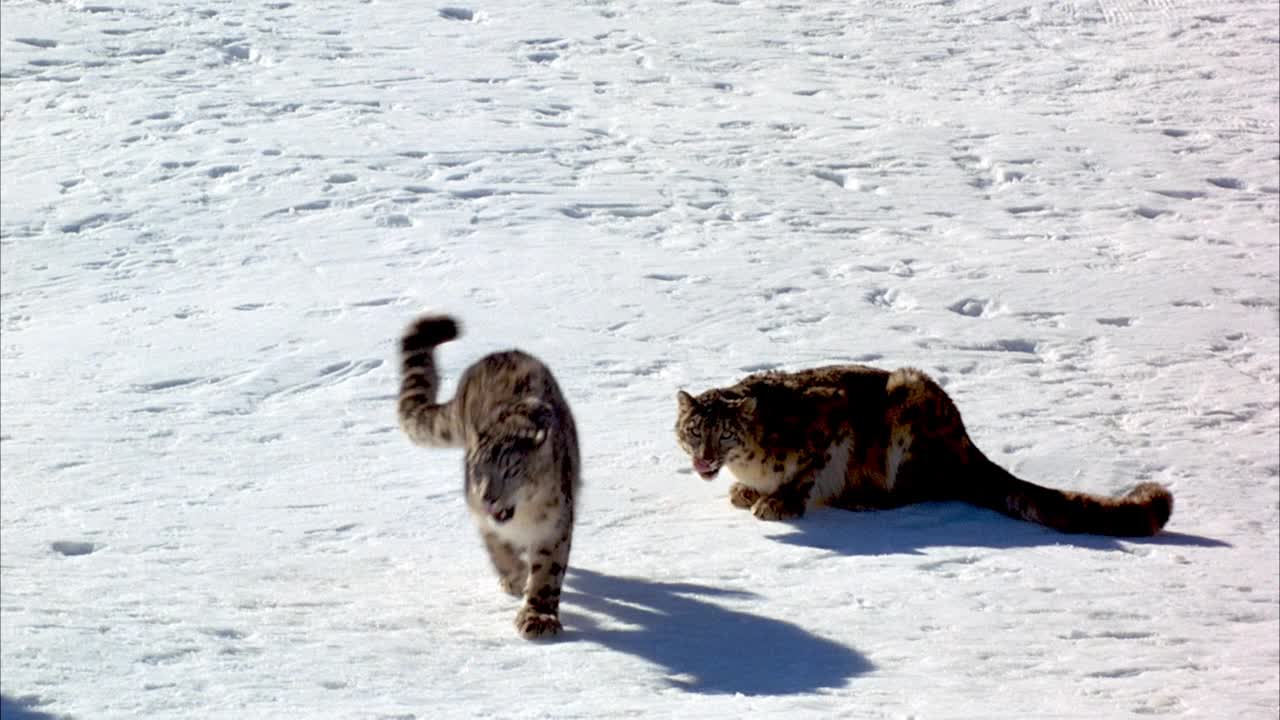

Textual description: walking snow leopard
[398,315,580,639]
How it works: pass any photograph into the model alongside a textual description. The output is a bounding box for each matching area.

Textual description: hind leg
[830,428,946,512]
[881,368,971,502]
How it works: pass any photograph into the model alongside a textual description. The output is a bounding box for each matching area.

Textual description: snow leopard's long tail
[398,314,465,448]
[965,447,1173,536]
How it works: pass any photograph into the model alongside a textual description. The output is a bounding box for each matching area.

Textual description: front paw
[515,605,563,640]
[729,482,761,509]
[752,496,805,521]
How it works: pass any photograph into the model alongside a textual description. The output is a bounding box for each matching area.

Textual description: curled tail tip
[1126,481,1174,535]
[402,314,460,353]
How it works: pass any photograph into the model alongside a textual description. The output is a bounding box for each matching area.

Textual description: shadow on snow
[564,567,872,696]
[764,502,1232,556]
[0,695,66,720]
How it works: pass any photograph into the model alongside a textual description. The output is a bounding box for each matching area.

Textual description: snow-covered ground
[2,0,1277,717]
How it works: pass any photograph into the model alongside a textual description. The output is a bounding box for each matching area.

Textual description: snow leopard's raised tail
[397,315,464,448]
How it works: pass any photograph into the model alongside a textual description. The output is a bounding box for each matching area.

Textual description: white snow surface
[2,0,1278,718]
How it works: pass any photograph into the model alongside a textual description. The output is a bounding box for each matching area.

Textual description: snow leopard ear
[676,390,696,413]
[733,397,757,417]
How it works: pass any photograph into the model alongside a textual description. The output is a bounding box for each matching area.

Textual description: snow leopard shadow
[564,567,872,695]
[767,502,1231,556]
[0,694,66,720]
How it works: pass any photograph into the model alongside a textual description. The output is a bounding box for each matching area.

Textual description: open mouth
[692,460,720,481]
[490,506,515,523]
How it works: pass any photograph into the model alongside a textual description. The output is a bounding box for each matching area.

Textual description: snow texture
[1,0,1277,718]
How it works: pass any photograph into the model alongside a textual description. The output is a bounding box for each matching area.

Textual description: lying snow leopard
[675,365,1172,536]
[398,315,580,639]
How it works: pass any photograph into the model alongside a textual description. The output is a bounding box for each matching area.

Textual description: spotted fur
[675,365,1172,536]
[398,314,580,639]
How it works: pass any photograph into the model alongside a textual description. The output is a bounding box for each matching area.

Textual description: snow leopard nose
[473,475,496,502]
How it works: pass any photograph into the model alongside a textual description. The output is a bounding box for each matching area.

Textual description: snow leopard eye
[720,430,735,442]
[688,426,702,438]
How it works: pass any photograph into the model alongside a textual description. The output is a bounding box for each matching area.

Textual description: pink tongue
[693,459,715,473]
